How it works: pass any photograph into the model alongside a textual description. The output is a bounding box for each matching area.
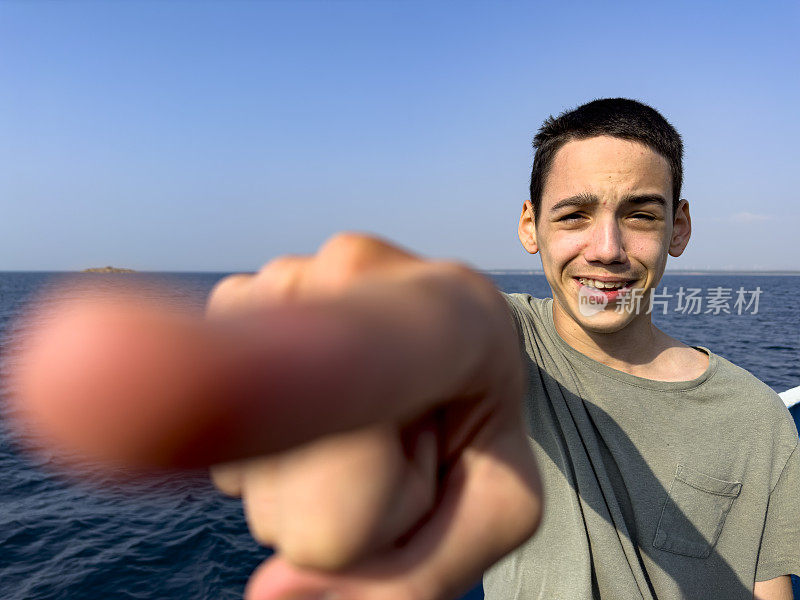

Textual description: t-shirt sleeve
[500,292,527,343]
[755,441,800,581]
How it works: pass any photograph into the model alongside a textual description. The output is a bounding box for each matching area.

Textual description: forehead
[543,136,672,206]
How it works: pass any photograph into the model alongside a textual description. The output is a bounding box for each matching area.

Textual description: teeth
[578,278,628,290]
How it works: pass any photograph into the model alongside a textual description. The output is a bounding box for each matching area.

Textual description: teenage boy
[11,99,799,600]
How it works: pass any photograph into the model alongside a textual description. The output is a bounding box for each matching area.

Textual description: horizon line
[3,268,800,276]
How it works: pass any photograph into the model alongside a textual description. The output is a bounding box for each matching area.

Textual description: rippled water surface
[1,272,798,599]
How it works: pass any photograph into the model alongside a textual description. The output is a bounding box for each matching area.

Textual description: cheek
[622,232,669,264]
[543,232,585,266]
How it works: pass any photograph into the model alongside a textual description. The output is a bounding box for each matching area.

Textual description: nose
[583,217,628,264]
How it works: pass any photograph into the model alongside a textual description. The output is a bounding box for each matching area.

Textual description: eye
[557,212,585,222]
[630,213,657,221]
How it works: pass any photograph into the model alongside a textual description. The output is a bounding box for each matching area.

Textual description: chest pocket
[652,465,742,559]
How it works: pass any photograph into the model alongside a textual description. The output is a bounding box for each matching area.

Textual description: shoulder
[711,353,787,411]
[501,292,548,310]
[709,352,798,452]
[501,293,549,325]
[500,293,551,342]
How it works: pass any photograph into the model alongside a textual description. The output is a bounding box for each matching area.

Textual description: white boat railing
[779,385,800,409]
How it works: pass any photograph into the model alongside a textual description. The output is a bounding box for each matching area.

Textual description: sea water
[1,271,797,599]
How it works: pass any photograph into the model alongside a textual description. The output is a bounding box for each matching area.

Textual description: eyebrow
[549,193,598,213]
[549,193,668,213]
[622,194,668,208]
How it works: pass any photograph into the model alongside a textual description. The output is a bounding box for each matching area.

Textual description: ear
[518,200,539,254]
[668,199,692,257]
[517,200,539,254]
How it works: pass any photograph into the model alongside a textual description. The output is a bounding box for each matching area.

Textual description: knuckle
[319,231,404,267]
[429,259,486,285]
[252,255,308,298]
[257,255,304,276]
[206,274,253,315]
[431,259,508,312]
[316,232,419,287]
[209,273,252,295]
[320,231,378,255]
[209,462,244,497]
[276,497,367,569]
[311,233,382,290]
[280,528,359,571]
[242,493,277,548]
[247,521,275,548]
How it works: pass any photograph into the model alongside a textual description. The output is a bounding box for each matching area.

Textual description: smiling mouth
[576,277,636,291]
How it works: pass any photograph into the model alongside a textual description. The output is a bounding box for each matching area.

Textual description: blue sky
[1,1,798,271]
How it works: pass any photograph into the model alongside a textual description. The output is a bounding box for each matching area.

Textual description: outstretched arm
[8,233,542,600]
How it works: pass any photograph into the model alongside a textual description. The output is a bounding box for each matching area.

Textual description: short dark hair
[529,98,683,220]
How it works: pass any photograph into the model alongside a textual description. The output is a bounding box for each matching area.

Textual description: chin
[569,305,637,334]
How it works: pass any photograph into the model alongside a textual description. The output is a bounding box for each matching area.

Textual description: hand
[8,233,542,600]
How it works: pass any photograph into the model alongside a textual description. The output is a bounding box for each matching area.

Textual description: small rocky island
[81,266,136,273]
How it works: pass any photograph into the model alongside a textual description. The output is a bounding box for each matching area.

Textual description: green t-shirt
[484,294,800,600]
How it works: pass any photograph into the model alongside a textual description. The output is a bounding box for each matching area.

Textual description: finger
[251,424,437,570]
[241,456,281,545]
[206,257,311,492]
[249,255,312,300]
[308,233,418,294]
[235,421,437,568]
[205,274,255,317]
[209,460,246,497]
[205,255,311,318]
[8,267,515,470]
[244,422,542,600]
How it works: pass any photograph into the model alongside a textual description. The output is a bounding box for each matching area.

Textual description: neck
[552,299,667,371]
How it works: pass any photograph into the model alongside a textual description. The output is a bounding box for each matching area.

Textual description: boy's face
[518,135,691,333]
